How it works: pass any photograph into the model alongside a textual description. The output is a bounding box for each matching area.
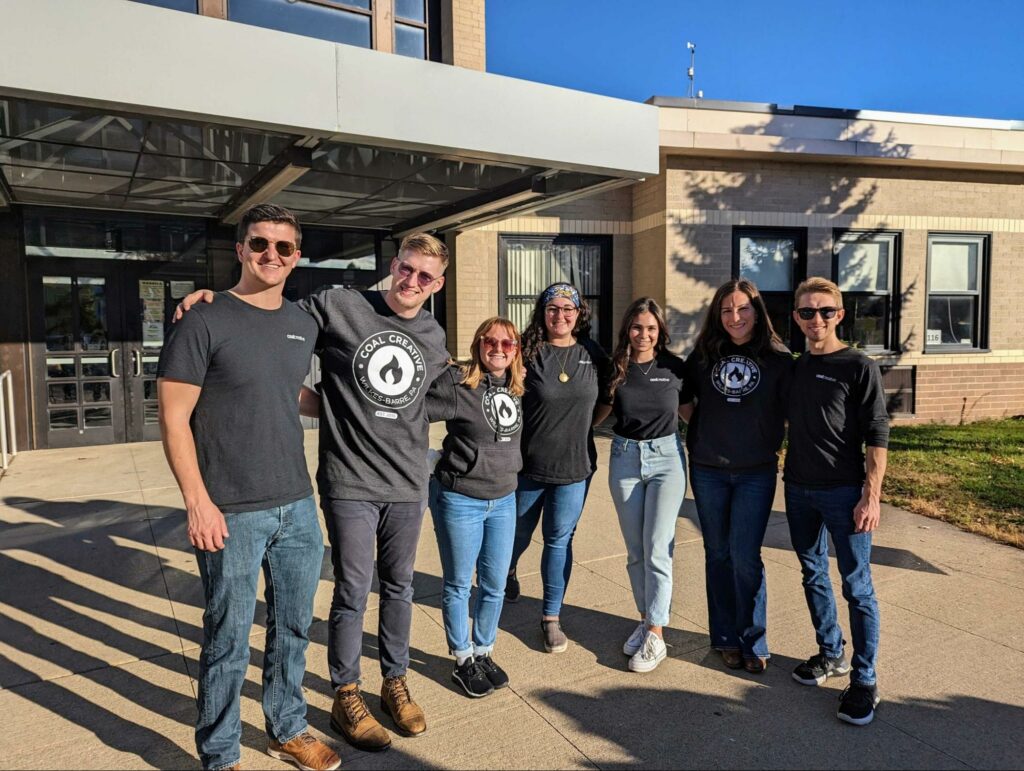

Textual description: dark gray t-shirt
[427,365,523,500]
[299,288,449,502]
[520,337,612,485]
[611,353,687,440]
[157,291,316,513]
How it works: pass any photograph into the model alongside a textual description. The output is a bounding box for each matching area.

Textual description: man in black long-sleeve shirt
[784,277,889,727]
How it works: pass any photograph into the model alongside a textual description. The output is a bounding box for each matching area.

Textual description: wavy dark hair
[693,278,784,364]
[608,297,671,396]
[521,282,593,361]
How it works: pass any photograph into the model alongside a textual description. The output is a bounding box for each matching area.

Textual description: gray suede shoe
[542,620,568,653]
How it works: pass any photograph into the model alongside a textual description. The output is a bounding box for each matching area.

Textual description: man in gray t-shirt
[176,232,450,753]
[159,204,340,771]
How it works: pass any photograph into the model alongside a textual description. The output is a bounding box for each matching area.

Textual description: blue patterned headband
[541,283,580,308]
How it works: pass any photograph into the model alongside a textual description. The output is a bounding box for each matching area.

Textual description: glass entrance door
[28,259,204,448]
[29,261,128,447]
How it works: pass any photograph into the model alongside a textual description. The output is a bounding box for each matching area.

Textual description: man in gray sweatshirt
[301,234,449,751]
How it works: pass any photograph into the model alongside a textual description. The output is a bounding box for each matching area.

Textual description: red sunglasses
[481,336,518,353]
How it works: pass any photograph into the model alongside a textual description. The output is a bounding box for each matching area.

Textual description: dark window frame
[731,226,807,352]
[498,233,613,352]
[924,232,990,353]
[831,229,902,353]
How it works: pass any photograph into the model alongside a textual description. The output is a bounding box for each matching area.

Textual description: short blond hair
[795,276,843,308]
[399,232,449,268]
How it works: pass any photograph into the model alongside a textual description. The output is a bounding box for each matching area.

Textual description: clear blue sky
[486,0,1024,121]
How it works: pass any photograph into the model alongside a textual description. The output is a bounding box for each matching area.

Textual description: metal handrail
[0,370,17,471]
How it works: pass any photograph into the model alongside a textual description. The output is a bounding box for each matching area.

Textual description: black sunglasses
[247,236,297,257]
[796,307,840,320]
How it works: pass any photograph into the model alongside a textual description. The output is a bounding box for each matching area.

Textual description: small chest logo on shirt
[286,334,306,342]
[711,355,761,399]
[649,377,671,383]
[815,373,838,383]
[353,331,426,410]
[482,388,522,436]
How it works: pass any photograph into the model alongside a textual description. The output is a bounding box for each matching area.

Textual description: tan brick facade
[442,0,486,71]
[445,115,1024,423]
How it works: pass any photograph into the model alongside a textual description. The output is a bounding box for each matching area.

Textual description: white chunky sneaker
[628,631,667,673]
[622,622,647,656]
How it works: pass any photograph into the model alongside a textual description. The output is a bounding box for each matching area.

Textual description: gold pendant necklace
[554,345,573,383]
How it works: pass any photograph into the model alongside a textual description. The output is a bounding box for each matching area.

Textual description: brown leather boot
[267,733,341,770]
[330,683,391,752]
[381,675,426,736]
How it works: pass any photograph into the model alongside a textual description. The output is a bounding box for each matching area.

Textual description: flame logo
[498,400,513,420]
[727,366,745,383]
[381,356,403,386]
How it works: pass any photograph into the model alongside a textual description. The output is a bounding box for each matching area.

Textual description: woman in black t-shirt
[681,279,793,674]
[603,297,688,673]
[506,282,612,655]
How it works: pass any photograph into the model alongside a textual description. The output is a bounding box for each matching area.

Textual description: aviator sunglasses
[247,236,297,257]
[796,306,840,320]
[396,262,439,287]
[481,336,518,353]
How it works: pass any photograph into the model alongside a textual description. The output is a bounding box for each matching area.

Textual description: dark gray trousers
[322,498,426,687]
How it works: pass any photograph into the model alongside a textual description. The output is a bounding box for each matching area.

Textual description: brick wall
[908,364,1024,424]
[442,0,485,71]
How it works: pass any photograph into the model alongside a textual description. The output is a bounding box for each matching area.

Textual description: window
[926,234,989,350]
[229,0,372,49]
[394,0,427,58]
[130,0,198,11]
[499,235,612,351]
[833,230,900,351]
[732,227,807,350]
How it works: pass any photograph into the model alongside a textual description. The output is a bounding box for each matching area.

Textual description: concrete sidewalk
[0,431,1021,770]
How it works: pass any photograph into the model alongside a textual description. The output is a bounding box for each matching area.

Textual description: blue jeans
[510,475,590,617]
[429,479,516,659]
[784,483,879,686]
[690,465,776,659]
[608,434,686,627]
[195,495,322,771]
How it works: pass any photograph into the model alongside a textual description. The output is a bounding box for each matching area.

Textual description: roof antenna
[686,41,697,98]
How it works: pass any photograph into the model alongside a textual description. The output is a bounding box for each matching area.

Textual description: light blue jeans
[608,434,687,627]
[195,495,322,771]
[429,479,516,659]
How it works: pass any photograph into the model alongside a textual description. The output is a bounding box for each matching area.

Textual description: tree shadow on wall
[665,109,911,354]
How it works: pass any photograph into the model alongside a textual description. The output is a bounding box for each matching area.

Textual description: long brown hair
[521,283,593,361]
[694,278,784,364]
[459,317,526,396]
[609,297,671,396]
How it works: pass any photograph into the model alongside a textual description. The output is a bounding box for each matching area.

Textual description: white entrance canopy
[0,0,658,231]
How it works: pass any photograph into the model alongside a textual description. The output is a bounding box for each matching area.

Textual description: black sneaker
[452,658,494,698]
[837,683,880,726]
[475,654,509,689]
[792,652,852,686]
[505,571,520,603]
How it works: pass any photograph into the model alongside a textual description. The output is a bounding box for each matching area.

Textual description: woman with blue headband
[505,282,612,654]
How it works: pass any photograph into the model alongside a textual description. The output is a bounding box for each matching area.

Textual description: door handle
[109,348,120,378]
[132,350,143,377]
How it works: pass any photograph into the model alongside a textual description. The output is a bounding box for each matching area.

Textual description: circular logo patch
[711,355,761,398]
[353,331,426,410]
[482,388,522,435]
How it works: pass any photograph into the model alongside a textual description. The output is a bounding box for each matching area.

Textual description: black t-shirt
[611,352,686,440]
[520,337,612,485]
[784,347,890,488]
[427,365,523,500]
[681,343,793,471]
[298,288,449,502]
[157,291,317,513]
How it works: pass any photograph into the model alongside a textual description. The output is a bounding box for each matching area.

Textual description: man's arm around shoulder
[158,379,230,551]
